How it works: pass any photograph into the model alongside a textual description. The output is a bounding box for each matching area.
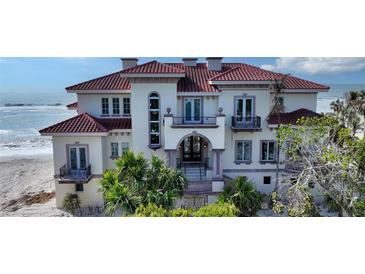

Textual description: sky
[1,57,365,91]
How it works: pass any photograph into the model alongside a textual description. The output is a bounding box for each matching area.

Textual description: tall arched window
[149,92,160,147]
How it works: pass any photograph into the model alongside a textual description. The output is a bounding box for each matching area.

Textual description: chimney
[121,58,138,70]
[206,57,223,71]
[182,58,198,67]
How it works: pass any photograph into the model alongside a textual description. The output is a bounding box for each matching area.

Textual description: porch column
[212,149,224,179]
[166,150,177,168]
[212,150,218,179]
[218,150,224,179]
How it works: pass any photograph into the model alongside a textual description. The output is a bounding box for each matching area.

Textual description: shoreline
[0,153,69,217]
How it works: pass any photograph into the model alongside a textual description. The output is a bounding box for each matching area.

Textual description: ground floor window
[235,140,252,163]
[121,142,129,155]
[75,184,84,192]
[260,140,276,162]
[111,142,119,158]
[263,176,271,185]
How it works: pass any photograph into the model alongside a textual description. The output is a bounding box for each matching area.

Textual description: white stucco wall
[130,82,178,159]
[77,93,131,117]
[105,132,132,169]
[55,178,104,208]
[273,93,317,113]
[52,136,105,175]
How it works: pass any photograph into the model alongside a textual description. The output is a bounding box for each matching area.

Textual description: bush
[324,193,341,212]
[193,202,239,217]
[352,199,365,217]
[134,203,168,217]
[170,208,193,217]
[63,193,81,215]
[218,176,263,216]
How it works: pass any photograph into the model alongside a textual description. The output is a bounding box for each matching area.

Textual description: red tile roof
[66,61,329,92]
[66,72,131,91]
[66,102,78,109]
[39,113,131,134]
[267,108,321,125]
[210,65,329,90]
[120,61,185,74]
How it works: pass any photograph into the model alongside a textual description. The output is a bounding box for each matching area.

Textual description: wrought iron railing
[59,164,92,181]
[172,116,217,125]
[231,116,261,129]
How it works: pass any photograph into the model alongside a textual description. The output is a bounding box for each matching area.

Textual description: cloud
[261,57,365,75]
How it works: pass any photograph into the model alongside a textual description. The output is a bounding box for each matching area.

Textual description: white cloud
[261,57,365,75]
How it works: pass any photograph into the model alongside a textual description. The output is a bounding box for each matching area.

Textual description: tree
[218,176,263,216]
[331,90,365,137]
[277,116,365,216]
[99,151,187,216]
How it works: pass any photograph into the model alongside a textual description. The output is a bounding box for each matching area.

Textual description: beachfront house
[40,58,329,208]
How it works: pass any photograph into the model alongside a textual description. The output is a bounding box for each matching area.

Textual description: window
[235,96,254,122]
[263,176,271,185]
[112,98,120,115]
[261,140,276,162]
[235,140,252,163]
[75,184,84,192]
[102,98,109,115]
[123,98,130,115]
[111,142,119,158]
[121,142,129,155]
[149,93,160,147]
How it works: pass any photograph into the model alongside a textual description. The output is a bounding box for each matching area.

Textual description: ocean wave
[2,103,63,107]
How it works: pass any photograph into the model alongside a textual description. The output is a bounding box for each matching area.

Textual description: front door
[182,136,201,162]
[184,98,201,123]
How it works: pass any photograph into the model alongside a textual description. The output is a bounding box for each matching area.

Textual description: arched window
[149,92,160,147]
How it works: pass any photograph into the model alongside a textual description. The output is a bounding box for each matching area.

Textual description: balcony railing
[171,117,218,127]
[59,164,92,183]
[231,116,261,131]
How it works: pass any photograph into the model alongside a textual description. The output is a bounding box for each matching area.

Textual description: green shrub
[193,202,239,217]
[352,199,365,217]
[271,191,284,215]
[218,176,263,216]
[134,203,168,217]
[63,193,81,215]
[170,208,193,217]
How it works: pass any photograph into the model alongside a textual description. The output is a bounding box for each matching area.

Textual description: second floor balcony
[171,116,219,128]
[58,164,92,184]
[231,116,261,132]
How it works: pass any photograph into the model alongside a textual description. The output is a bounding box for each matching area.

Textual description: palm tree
[330,99,347,126]
[99,151,187,215]
[218,176,263,216]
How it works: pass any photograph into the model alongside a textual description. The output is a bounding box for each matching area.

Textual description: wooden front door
[182,136,201,162]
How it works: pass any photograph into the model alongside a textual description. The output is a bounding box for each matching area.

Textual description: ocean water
[0,89,76,157]
[0,84,365,157]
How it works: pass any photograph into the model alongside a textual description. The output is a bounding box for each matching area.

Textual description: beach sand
[0,154,70,217]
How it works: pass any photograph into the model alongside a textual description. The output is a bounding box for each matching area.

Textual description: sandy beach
[0,154,70,217]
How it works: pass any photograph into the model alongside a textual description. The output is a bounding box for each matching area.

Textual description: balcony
[231,116,261,132]
[170,117,218,128]
[58,164,92,184]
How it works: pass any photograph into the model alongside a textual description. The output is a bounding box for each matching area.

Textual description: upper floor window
[235,96,254,122]
[260,140,276,162]
[112,98,120,115]
[102,98,109,115]
[111,142,119,159]
[123,98,130,115]
[149,93,160,147]
[235,140,252,163]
